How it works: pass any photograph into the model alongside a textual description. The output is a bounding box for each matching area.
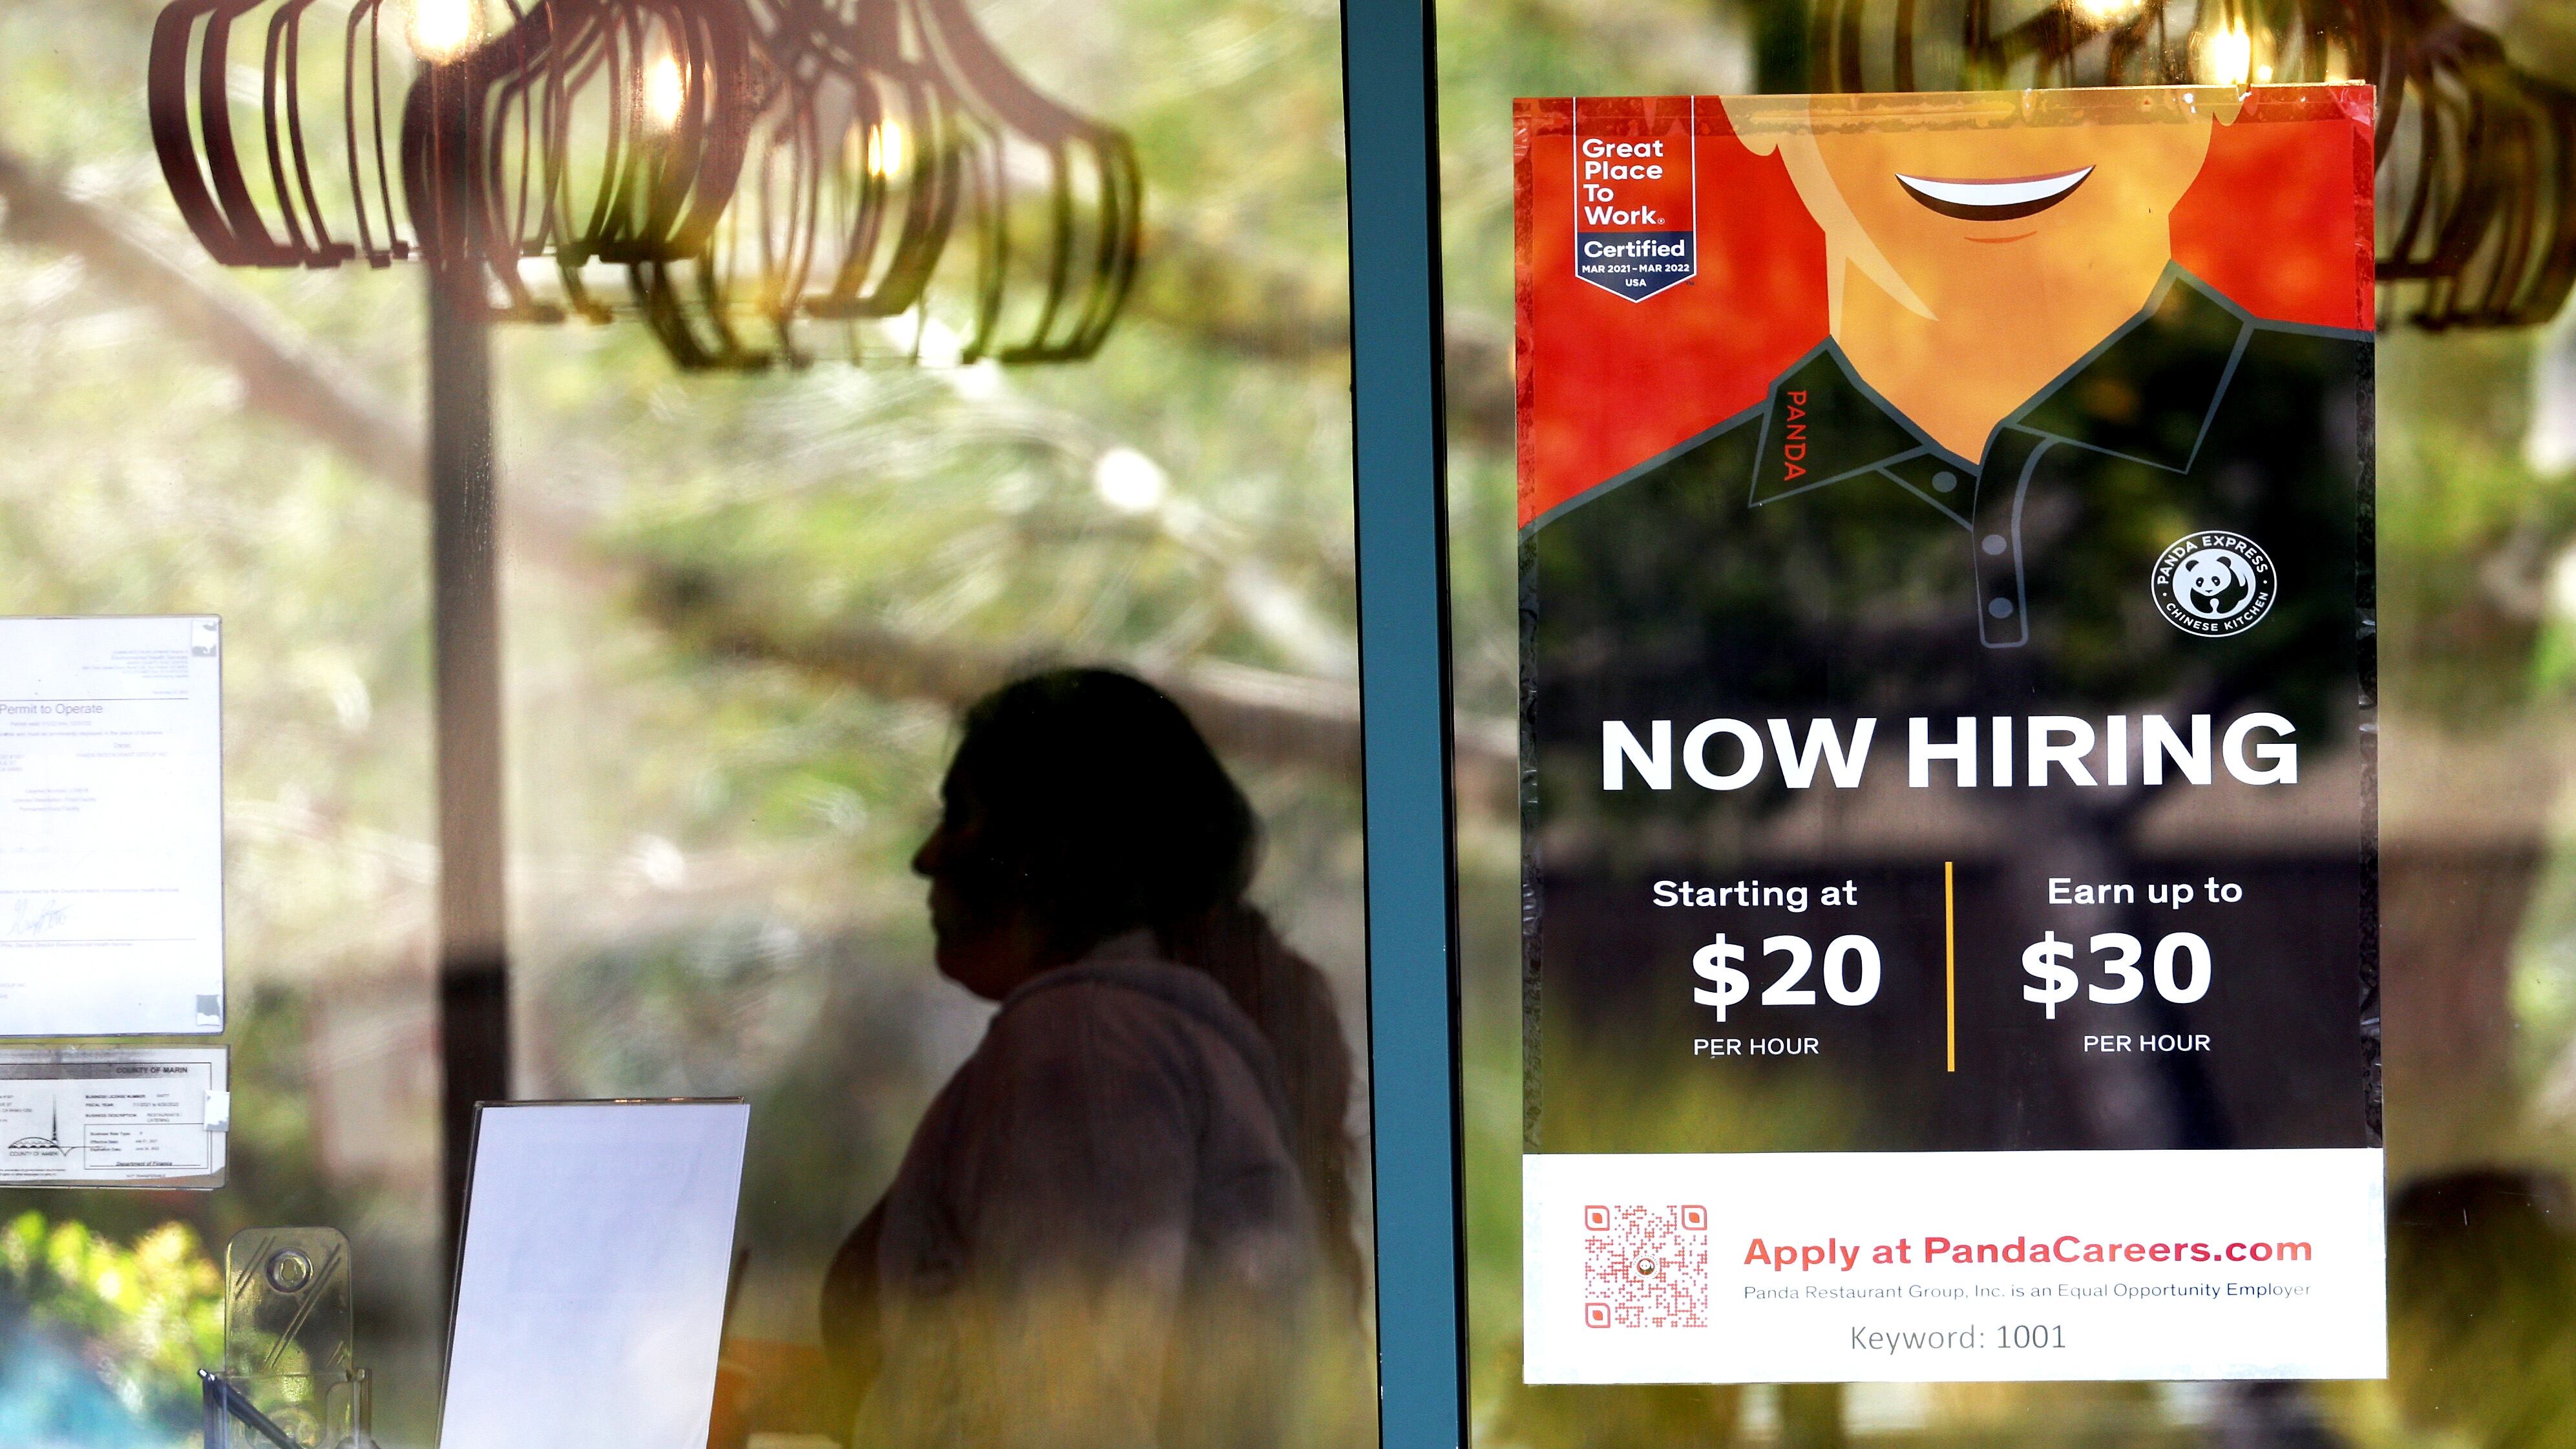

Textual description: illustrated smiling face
[1805,107,2216,320]
[1716,90,2245,463]
[1723,91,2233,324]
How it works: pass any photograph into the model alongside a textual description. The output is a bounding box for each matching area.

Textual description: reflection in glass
[1444,0,2576,1443]
[0,0,1369,1440]
[818,670,1365,1449]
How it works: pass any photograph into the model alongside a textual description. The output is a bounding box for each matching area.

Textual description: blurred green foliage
[0,0,1373,1439]
[2,0,2576,1443]
[0,1214,222,1433]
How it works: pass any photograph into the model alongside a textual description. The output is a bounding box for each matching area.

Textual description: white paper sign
[0,617,225,1035]
[0,1048,228,1187]
[1524,1148,2385,1382]
[439,1101,750,1449]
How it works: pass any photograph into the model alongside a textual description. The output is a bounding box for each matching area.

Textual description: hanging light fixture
[908,0,1141,362]
[625,0,1141,371]
[2376,7,2576,330]
[631,0,971,368]
[399,0,762,320]
[394,0,1139,363]
[149,0,430,267]
[147,0,1139,363]
[1808,0,2394,105]
[1802,0,2576,332]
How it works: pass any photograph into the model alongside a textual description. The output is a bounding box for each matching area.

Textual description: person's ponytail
[1157,902,1364,1301]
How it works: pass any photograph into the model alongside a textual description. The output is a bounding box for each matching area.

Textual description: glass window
[1452,1,2576,1444]
[0,0,1378,1444]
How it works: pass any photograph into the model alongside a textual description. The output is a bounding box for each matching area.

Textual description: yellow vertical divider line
[1944,860,1958,1073]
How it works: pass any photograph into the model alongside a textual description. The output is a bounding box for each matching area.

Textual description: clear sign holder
[202,1227,374,1449]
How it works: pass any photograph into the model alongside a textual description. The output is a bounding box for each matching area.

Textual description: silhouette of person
[819,668,1364,1449]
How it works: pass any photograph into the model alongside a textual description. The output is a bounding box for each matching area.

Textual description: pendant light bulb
[644,56,688,130]
[406,0,484,63]
[2205,23,2255,87]
[866,118,906,178]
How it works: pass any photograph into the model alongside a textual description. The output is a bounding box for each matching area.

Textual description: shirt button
[1982,534,2008,556]
[1933,471,1958,493]
[1988,598,2014,619]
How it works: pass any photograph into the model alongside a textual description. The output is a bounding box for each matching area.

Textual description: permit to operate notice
[0,617,225,1036]
[0,1049,229,1188]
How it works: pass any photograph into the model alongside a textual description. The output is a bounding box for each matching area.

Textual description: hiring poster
[1516,88,2380,1383]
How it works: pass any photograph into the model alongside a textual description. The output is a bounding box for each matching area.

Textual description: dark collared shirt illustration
[1523,266,2376,1157]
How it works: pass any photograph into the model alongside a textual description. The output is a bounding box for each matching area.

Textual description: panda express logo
[1780,389,1809,480]
[2151,531,2276,637]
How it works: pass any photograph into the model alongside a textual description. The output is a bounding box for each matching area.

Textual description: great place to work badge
[1570,96,1696,301]
[1512,87,2382,1387]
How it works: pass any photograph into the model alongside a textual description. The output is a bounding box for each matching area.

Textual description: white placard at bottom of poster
[1523,1148,2386,1384]
[0,1047,229,1189]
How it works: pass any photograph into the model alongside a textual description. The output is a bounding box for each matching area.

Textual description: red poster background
[1514,87,2377,528]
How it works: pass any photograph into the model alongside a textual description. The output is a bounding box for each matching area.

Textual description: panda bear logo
[2173,548,2255,619]
[2151,531,2275,636]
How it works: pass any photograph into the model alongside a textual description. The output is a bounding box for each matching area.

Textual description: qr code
[1581,1203,1709,1329]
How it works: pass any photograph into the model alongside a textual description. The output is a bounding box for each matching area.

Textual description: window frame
[1338,1,1473,1444]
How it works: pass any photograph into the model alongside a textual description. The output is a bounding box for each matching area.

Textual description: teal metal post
[1338,0,1469,1444]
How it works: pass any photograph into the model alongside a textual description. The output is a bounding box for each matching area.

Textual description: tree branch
[0,142,1515,799]
[1130,215,1515,451]
[0,149,426,492]
[637,564,1514,802]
